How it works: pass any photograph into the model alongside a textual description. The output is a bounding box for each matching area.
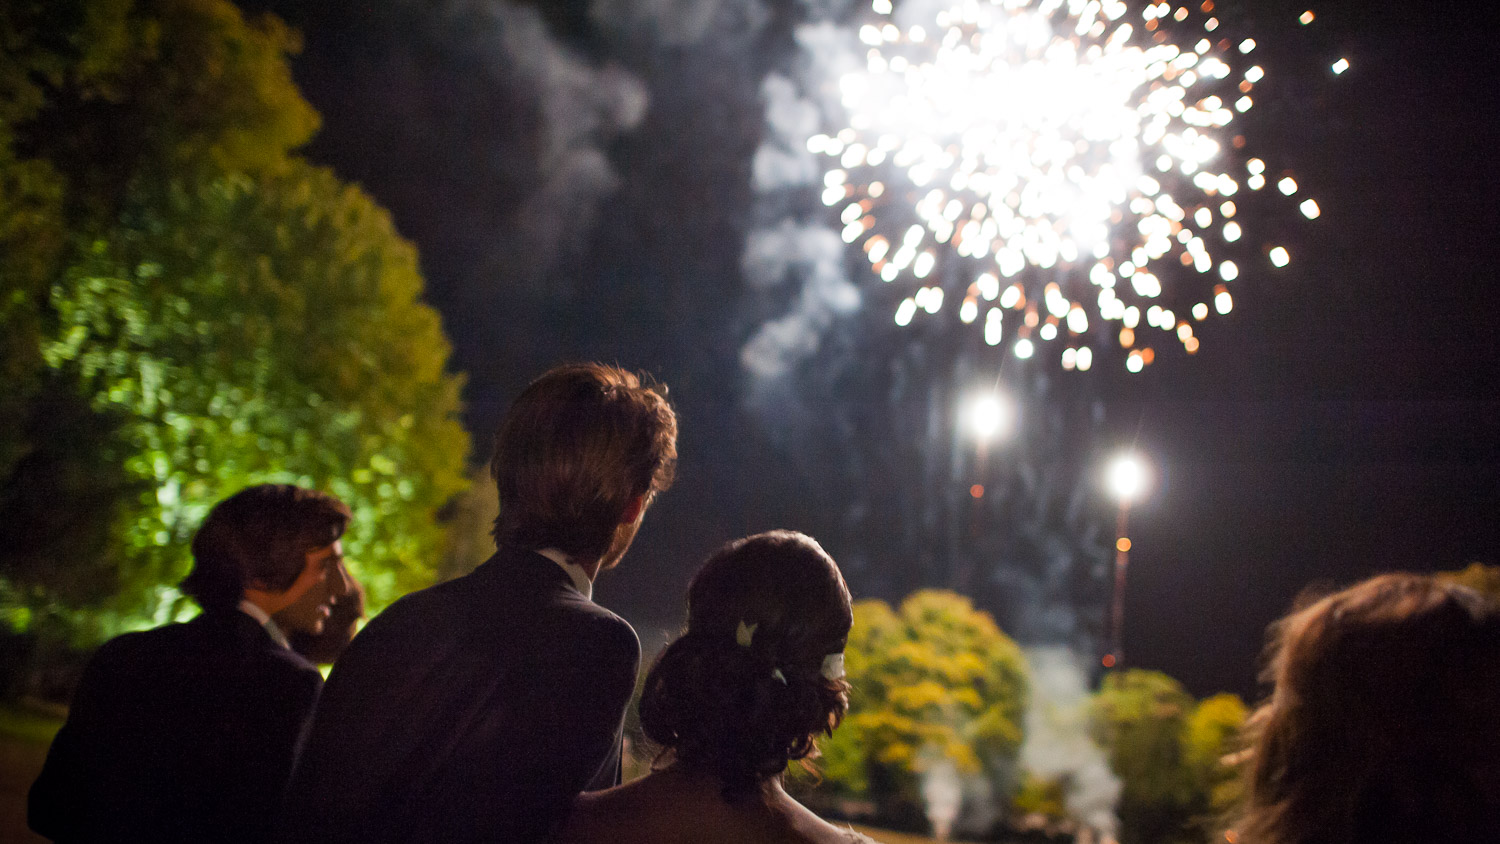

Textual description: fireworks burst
[811,0,1329,372]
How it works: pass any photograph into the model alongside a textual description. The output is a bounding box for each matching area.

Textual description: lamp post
[1104,452,1148,668]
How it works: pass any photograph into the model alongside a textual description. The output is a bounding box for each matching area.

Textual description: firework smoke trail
[813,0,1320,373]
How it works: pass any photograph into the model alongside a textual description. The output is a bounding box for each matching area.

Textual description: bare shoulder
[554,778,658,844]
[776,796,885,844]
[558,774,883,844]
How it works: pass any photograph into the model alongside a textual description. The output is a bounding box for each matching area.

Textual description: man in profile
[29,484,353,843]
[280,363,678,844]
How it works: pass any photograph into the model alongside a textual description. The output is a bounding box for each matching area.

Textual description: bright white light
[1332,57,1349,74]
[1107,453,1149,502]
[895,298,917,326]
[1299,198,1321,219]
[1269,246,1290,267]
[967,393,1014,441]
[813,0,1310,372]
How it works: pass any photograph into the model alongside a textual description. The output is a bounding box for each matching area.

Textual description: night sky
[242,0,1499,700]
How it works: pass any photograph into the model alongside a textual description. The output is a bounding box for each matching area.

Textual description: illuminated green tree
[1092,670,1198,844]
[817,590,1029,824]
[1183,692,1249,835]
[0,0,468,647]
[1092,670,1248,844]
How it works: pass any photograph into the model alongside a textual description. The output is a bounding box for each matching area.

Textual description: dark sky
[244,0,1500,700]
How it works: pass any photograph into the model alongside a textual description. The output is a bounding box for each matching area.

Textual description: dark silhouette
[556,530,878,844]
[28,484,352,843]
[278,363,677,843]
[1235,572,1500,844]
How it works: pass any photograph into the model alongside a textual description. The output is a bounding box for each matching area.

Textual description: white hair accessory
[821,652,845,681]
[735,620,757,648]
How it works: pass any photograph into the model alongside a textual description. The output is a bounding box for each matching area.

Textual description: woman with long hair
[555,530,878,844]
[1235,572,1500,844]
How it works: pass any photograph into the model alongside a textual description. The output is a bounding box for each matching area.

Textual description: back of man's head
[182,484,352,612]
[490,363,677,561]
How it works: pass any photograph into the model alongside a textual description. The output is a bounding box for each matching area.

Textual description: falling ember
[813,0,1323,370]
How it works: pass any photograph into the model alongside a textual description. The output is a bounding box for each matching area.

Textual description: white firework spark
[811,0,1325,372]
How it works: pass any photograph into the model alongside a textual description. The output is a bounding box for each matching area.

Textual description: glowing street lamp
[1107,453,1148,503]
[964,392,1015,442]
[1104,452,1149,669]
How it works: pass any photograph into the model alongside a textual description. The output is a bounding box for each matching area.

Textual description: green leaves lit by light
[1,0,469,645]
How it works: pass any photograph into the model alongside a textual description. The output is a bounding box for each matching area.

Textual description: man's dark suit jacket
[277,546,640,844]
[28,610,323,843]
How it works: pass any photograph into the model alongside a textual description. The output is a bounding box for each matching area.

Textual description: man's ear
[619,493,648,525]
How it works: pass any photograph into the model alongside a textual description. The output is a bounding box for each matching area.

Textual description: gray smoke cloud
[740,219,860,380]
[304,0,651,299]
[920,757,964,840]
[436,0,648,281]
[1021,647,1122,839]
[741,54,861,385]
[591,0,770,45]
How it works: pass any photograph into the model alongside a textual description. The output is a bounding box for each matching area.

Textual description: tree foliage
[0,0,467,647]
[1091,670,1247,844]
[818,590,1029,822]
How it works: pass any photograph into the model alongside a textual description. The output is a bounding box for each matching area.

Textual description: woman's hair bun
[638,531,853,800]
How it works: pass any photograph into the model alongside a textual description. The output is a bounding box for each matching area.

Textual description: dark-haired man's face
[274,541,350,636]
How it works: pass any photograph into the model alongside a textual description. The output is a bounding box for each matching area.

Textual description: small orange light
[1116,537,1132,552]
[1102,654,1117,668]
[970,484,984,499]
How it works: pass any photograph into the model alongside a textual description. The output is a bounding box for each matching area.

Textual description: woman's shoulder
[805,818,882,844]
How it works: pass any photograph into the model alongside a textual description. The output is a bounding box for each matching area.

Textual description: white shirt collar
[238,599,291,649]
[535,548,593,601]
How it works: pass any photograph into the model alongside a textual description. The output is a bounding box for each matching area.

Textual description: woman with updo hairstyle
[1233,572,1500,844]
[555,530,881,844]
